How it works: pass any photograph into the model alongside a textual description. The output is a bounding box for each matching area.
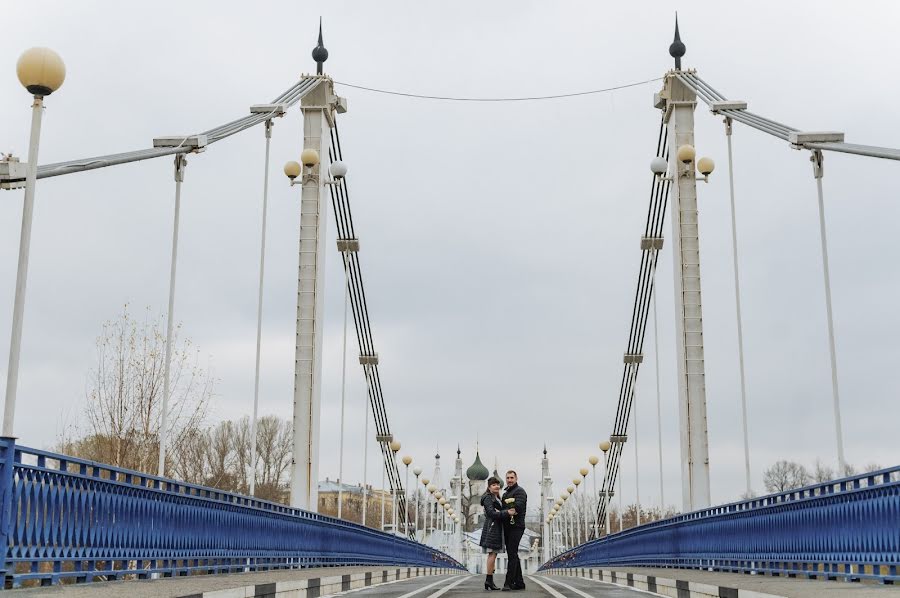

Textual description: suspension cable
[333,77,662,102]
[249,119,273,497]
[594,116,671,537]
[326,122,413,539]
[725,118,753,497]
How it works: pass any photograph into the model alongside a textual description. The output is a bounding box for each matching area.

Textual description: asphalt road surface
[322,573,650,598]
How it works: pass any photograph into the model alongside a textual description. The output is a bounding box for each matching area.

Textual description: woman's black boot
[485,575,500,590]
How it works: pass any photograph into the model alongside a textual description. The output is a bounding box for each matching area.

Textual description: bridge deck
[547,566,900,597]
[11,566,900,598]
[9,565,461,598]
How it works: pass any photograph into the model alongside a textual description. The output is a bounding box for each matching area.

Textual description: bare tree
[812,459,835,484]
[254,415,292,502]
[171,427,208,484]
[232,416,252,495]
[840,462,858,477]
[205,420,238,490]
[60,305,214,475]
[863,462,883,473]
[763,460,811,493]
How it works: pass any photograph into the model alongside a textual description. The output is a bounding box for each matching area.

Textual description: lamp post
[380,459,386,530]
[566,485,575,545]
[426,484,436,544]
[4,48,65,438]
[435,491,443,542]
[571,478,582,544]
[553,501,562,553]
[413,467,422,540]
[390,440,401,535]
[579,468,590,540]
[361,397,370,526]
[547,516,553,556]
[438,496,447,547]
[588,457,599,538]
[600,441,611,536]
[402,455,412,534]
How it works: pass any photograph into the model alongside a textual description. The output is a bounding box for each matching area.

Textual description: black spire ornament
[312,17,328,75]
[669,14,686,70]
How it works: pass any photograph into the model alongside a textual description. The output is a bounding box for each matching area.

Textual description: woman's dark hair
[486,476,502,488]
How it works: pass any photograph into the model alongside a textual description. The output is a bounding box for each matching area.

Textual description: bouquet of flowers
[504,497,516,525]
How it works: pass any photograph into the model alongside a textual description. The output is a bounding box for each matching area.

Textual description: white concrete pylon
[662,73,711,511]
[540,447,553,563]
[290,79,338,510]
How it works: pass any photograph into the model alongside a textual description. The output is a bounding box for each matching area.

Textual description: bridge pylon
[656,27,711,510]
[290,29,343,509]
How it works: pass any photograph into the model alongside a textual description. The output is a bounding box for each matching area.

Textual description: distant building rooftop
[318,479,367,495]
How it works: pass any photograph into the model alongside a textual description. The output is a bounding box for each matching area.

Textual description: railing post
[0,437,16,580]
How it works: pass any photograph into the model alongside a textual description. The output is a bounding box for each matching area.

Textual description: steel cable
[326,121,412,539]
[595,116,671,537]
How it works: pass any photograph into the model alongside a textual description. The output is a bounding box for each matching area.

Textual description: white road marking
[396,575,465,598]
[540,573,666,598]
[321,574,455,598]
[528,575,569,598]
[422,574,469,598]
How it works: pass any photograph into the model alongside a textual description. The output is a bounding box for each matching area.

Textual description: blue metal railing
[0,438,463,588]
[540,465,900,583]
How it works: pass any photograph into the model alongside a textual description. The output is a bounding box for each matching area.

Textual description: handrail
[544,465,900,583]
[0,439,464,589]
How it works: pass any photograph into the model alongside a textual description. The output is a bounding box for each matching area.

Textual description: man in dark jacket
[501,470,527,591]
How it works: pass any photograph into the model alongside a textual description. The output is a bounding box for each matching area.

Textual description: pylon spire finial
[312,17,329,75]
[669,13,686,70]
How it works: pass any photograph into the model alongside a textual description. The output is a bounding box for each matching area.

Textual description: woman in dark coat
[480,476,514,590]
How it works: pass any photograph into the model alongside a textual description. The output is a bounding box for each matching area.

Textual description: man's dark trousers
[504,525,525,588]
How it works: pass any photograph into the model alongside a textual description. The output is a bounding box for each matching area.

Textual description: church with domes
[464,449,490,528]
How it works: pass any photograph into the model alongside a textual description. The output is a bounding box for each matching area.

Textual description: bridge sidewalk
[546,566,900,597]
[9,565,461,597]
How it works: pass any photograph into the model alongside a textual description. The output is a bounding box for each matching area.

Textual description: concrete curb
[180,567,460,598]
[546,567,785,598]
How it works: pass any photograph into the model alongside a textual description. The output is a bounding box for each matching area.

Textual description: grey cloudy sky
[2,1,899,512]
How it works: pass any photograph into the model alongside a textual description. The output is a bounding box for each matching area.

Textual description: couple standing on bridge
[479,470,527,591]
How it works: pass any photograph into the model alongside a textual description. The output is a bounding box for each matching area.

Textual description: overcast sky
[2,1,899,513]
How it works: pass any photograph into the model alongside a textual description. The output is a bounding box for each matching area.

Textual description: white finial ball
[677,144,696,164]
[300,148,320,168]
[413,467,422,476]
[426,483,436,492]
[329,160,348,179]
[697,156,715,176]
[599,440,611,453]
[579,467,590,477]
[389,440,401,453]
[572,478,581,486]
[650,156,668,175]
[588,456,599,466]
[17,47,65,95]
[567,485,575,493]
